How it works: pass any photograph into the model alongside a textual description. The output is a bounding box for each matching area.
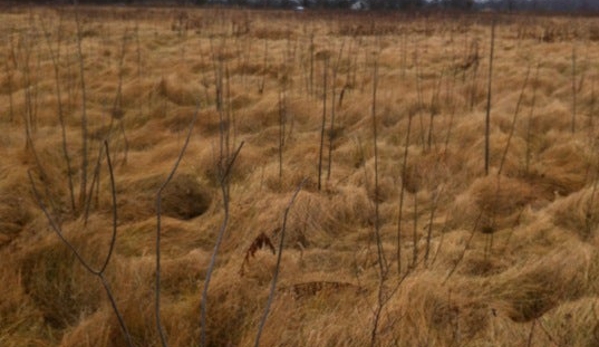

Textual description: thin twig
[254,179,307,347]
[28,171,96,274]
[571,46,577,134]
[39,16,75,212]
[526,320,536,347]
[536,318,560,347]
[28,141,134,347]
[74,2,89,211]
[397,112,413,276]
[99,274,133,346]
[99,141,117,274]
[98,142,133,344]
[84,143,105,226]
[327,40,345,180]
[498,64,531,176]
[155,105,199,347]
[525,63,541,175]
[484,18,496,176]
[443,210,485,285]
[318,57,329,191]
[371,58,387,276]
[201,141,245,347]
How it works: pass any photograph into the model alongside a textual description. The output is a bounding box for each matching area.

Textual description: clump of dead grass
[19,233,105,330]
[489,243,592,322]
[548,185,599,240]
[449,175,534,232]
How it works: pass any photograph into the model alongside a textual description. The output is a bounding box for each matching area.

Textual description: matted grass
[1,5,599,347]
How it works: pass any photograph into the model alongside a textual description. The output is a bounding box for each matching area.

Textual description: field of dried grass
[2,5,599,347]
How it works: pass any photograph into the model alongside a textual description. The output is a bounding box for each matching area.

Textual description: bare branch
[28,170,96,275]
[254,178,307,347]
[484,18,496,176]
[155,105,199,347]
[28,142,133,347]
[201,141,244,347]
[99,141,117,274]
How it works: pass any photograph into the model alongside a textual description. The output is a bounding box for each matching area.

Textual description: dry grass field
[2,5,599,347]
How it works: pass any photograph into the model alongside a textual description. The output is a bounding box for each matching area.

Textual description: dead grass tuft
[19,233,104,330]
[450,175,533,231]
[491,244,592,322]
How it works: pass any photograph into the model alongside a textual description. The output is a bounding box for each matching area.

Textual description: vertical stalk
[156,108,199,347]
[75,4,89,211]
[424,189,442,266]
[4,57,15,123]
[484,19,496,176]
[200,142,244,347]
[40,16,76,212]
[278,88,286,186]
[414,41,426,150]
[571,46,577,134]
[259,39,267,94]
[525,63,540,175]
[372,59,386,276]
[412,188,418,269]
[309,34,314,97]
[317,57,329,191]
[327,41,345,181]
[254,179,306,347]
[499,65,531,176]
[397,111,413,276]
[427,69,444,152]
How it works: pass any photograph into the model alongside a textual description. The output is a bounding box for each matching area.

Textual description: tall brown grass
[1,6,599,347]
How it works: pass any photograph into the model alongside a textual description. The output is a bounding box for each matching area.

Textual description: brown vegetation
[1,5,599,347]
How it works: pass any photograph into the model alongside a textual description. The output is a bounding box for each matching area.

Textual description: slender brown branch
[28,142,133,347]
[525,63,541,175]
[484,18,496,176]
[201,141,245,347]
[28,170,96,274]
[443,210,485,285]
[498,64,531,176]
[327,40,345,180]
[99,141,117,274]
[424,187,443,266]
[571,46,577,134]
[84,143,105,226]
[39,16,76,212]
[278,89,285,186]
[74,3,89,211]
[397,111,413,276]
[371,58,387,276]
[254,178,307,347]
[318,57,329,191]
[156,105,199,347]
[99,141,133,345]
[99,274,133,347]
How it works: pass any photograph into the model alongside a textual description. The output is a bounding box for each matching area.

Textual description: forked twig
[28,140,133,347]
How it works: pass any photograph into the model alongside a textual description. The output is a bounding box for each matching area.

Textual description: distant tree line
[2,0,598,12]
